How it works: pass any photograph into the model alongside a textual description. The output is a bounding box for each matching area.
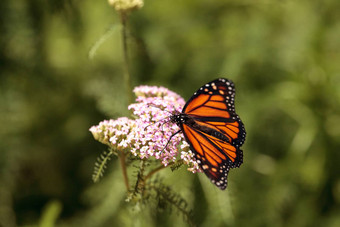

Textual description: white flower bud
[108,0,143,12]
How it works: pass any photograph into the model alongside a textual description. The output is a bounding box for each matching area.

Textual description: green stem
[119,12,133,104]
[118,150,129,191]
[144,164,170,181]
[117,12,132,192]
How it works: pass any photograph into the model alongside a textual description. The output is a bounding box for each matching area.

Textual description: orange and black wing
[181,78,246,189]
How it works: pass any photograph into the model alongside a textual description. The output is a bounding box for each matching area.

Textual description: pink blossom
[90,85,200,173]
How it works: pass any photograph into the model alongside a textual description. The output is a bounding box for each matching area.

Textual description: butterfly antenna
[144,104,173,131]
[144,117,168,131]
[147,104,173,114]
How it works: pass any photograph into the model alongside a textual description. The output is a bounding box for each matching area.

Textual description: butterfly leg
[160,130,181,153]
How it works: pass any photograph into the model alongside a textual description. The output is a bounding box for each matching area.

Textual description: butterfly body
[171,113,231,143]
[172,78,246,190]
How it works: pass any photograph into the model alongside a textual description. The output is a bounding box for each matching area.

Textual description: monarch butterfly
[170,78,246,190]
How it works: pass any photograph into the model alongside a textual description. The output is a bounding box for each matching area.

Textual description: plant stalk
[119,12,133,104]
[144,164,169,181]
[118,150,129,190]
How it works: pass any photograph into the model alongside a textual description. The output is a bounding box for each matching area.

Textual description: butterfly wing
[181,123,233,190]
[181,78,246,189]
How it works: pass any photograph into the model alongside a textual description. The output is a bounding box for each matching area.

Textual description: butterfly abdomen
[191,124,230,142]
[179,114,230,143]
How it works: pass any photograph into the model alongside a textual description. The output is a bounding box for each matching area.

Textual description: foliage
[92,149,115,183]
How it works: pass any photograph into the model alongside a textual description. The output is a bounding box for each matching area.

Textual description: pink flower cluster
[89,85,200,173]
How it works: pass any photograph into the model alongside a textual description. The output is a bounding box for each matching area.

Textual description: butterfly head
[170,111,189,126]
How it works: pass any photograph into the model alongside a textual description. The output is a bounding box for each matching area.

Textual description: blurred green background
[1,0,340,226]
